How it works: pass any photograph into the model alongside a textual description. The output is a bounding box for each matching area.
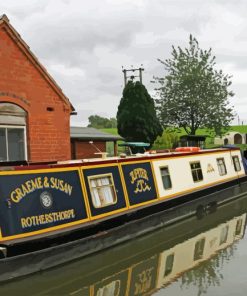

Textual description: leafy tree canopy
[88,115,117,129]
[153,130,179,149]
[117,81,162,145]
[154,35,235,136]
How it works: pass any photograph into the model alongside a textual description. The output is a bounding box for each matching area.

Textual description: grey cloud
[217,54,247,70]
[19,1,144,69]
[1,0,50,20]
[2,0,247,124]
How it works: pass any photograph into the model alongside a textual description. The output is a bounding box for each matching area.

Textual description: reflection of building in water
[90,214,246,296]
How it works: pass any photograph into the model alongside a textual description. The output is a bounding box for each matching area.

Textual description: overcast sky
[2,0,247,126]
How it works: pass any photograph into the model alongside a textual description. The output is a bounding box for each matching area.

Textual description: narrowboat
[1,191,246,293]
[0,146,247,278]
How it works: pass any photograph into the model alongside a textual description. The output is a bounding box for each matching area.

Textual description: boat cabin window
[219,225,229,245]
[217,158,227,176]
[190,162,203,182]
[88,174,117,208]
[232,156,241,172]
[160,167,172,190]
[235,219,243,236]
[164,253,174,277]
[194,238,205,261]
[96,280,121,296]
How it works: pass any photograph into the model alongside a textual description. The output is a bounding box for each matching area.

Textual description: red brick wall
[72,141,106,159]
[0,25,71,162]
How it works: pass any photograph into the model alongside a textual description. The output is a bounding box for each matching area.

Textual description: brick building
[70,127,122,159]
[0,15,74,163]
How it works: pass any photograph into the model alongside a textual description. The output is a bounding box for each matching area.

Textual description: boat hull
[0,176,247,282]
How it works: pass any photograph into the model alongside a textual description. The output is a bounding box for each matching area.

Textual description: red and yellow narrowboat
[0,146,247,275]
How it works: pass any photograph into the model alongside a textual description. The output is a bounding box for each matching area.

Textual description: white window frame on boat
[219,225,229,245]
[88,173,117,208]
[96,280,121,296]
[190,161,203,182]
[164,253,174,277]
[216,158,227,176]
[232,156,241,172]
[235,218,243,236]
[160,166,172,190]
[194,237,205,261]
[0,125,27,162]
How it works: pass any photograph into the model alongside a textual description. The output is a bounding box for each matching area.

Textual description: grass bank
[100,126,247,151]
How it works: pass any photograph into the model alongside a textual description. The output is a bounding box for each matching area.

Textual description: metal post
[122,67,144,86]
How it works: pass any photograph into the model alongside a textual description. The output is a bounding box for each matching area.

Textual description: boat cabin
[179,135,207,148]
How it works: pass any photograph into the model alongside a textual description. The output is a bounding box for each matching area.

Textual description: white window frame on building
[0,125,27,162]
[0,103,27,162]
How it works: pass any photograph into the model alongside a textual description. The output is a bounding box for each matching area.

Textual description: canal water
[0,194,247,295]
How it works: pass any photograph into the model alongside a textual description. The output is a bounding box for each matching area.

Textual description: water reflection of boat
[157,214,245,289]
[96,280,121,296]
[1,194,246,295]
[91,214,245,296]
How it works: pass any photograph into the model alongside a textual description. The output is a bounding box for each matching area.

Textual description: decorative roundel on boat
[40,191,53,209]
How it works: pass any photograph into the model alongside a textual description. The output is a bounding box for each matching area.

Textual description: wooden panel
[121,161,157,206]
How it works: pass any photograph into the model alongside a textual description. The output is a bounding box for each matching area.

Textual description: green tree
[153,130,179,149]
[88,115,117,129]
[154,35,234,136]
[109,117,117,128]
[117,81,162,145]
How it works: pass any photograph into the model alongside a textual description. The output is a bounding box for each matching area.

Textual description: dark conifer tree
[117,81,162,146]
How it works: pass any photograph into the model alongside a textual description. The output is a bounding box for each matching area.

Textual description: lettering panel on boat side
[128,255,159,295]
[0,170,88,237]
[82,166,126,217]
[121,162,157,206]
[93,270,129,296]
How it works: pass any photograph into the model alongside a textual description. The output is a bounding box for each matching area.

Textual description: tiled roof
[70,127,122,141]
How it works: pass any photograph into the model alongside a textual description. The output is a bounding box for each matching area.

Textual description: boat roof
[0,147,240,171]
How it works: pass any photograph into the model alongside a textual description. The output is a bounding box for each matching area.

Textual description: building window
[217,158,227,176]
[0,102,26,125]
[164,253,174,277]
[0,103,27,162]
[160,167,172,190]
[194,238,205,261]
[88,174,117,208]
[190,162,203,182]
[0,126,26,161]
[232,156,241,172]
